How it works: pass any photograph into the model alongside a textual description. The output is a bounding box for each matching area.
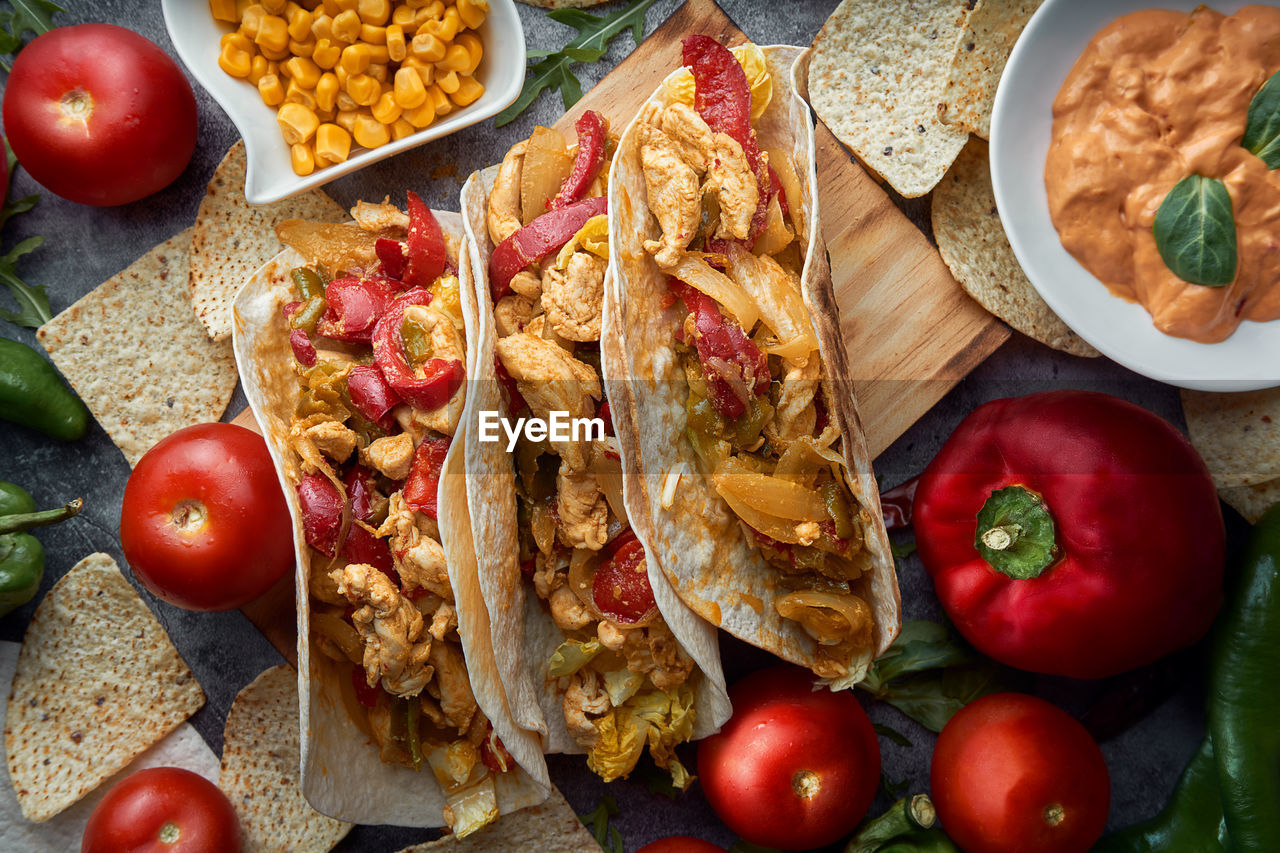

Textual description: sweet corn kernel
[220,30,253,51]
[240,4,267,38]
[391,117,415,140]
[435,69,459,94]
[340,42,372,74]
[316,123,352,163]
[401,55,434,85]
[312,38,340,68]
[435,44,469,74]
[283,55,322,88]
[219,42,254,77]
[403,99,435,128]
[371,90,402,124]
[456,0,486,30]
[426,82,451,115]
[345,72,381,105]
[286,79,318,109]
[321,0,340,12]
[255,15,290,52]
[335,64,349,87]
[335,108,359,133]
[385,23,406,61]
[359,23,386,45]
[358,0,389,25]
[262,0,287,14]
[449,74,483,107]
[248,54,271,84]
[367,44,389,63]
[278,101,320,143]
[410,32,445,62]
[315,71,340,111]
[316,106,336,124]
[353,112,391,148]
[331,9,361,42]
[392,65,427,108]
[291,142,317,175]
[236,0,254,15]
[336,90,358,111]
[210,0,238,22]
[287,7,313,39]
[367,63,389,82]
[420,7,459,42]
[334,0,357,9]
[288,37,316,57]
[391,4,416,26]
[310,12,333,41]
[455,32,481,74]
[260,43,291,60]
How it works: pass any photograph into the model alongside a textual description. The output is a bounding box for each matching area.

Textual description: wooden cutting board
[233,0,1008,661]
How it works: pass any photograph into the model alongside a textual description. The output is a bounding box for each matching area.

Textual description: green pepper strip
[0,499,82,535]
[291,266,326,301]
[406,698,423,770]
[1093,737,1227,852]
[1208,502,1280,852]
[290,296,327,334]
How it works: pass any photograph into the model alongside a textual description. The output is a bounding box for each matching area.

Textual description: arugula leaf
[496,0,657,126]
[0,0,64,70]
[0,235,49,327]
[578,795,624,853]
[873,722,913,748]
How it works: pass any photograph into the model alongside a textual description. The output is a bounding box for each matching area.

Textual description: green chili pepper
[1092,737,1227,852]
[291,266,325,301]
[400,316,433,366]
[0,483,82,617]
[289,295,327,334]
[846,795,937,853]
[823,479,856,540]
[875,828,961,852]
[0,338,89,441]
[1208,502,1280,852]
[406,697,423,770]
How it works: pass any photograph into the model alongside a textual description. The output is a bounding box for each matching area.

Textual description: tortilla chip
[220,666,351,853]
[938,0,1043,139]
[1182,388,1280,488]
[5,554,205,822]
[933,138,1098,357]
[809,0,972,197]
[1219,480,1280,523]
[190,141,344,341]
[397,787,597,852]
[36,228,238,466]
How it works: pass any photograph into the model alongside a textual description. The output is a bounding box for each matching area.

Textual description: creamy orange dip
[1046,6,1280,343]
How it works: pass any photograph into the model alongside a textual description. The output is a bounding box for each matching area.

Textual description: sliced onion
[713,457,829,522]
[704,356,752,407]
[567,547,604,616]
[589,453,628,523]
[765,147,805,239]
[670,254,759,331]
[725,243,816,359]
[776,590,872,646]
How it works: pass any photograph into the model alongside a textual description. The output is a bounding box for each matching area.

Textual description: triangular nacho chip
[1182,387,1280,488]
[938,0,1043,139]
[190,141,345,341]
[36,227,238,466]
[5,554,205,822]
[220,665,351,853]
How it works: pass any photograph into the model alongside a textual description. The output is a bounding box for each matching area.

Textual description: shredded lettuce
[548,638,602,677]
[585,682,698,788]
[603,668,644,706]
[554,214,609,270]
[444,775,499,839]
[587,707,648,783]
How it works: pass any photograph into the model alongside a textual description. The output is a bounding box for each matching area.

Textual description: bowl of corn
[164,0,524,204]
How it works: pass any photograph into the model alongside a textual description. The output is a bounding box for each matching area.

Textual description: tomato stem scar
[172,499,208,534]
[1044,803,1066,826]
[158,820,181,843]
[792,769,821,800]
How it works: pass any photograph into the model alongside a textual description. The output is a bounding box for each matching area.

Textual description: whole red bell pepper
[912,390,1225,680]
[548,110,608,211]
[403,435,450,520]
[372,287,464,411]
[489,195,608,301]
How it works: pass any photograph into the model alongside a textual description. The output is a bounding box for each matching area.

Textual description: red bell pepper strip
[683,35,772,243]
[598,399,614,436]
[342,464,394,573]
[351,666,380,706]
[403,435,450,520]
[289,329,317,367]
[376,237,407,283]
[913,390,1225,680]
[672,280,769,421]
[495,355,527,414]
[297,472,343,558]
[315,276,398,343]
[347,365,403,428]
[403,191,447,288]
[372,288,465,411]
[489,195,608,301]
[548,110,608,211]
[592,530,655,623]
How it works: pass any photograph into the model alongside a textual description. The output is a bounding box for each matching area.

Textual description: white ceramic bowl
[990,0,1280,391]
[162,0,525,204]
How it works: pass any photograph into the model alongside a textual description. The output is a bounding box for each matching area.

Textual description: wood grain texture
[232,0,1007,649]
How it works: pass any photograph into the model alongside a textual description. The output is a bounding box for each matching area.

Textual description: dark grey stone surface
[0,1,1219,850]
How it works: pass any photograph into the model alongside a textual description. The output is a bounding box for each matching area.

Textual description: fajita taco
[605,38,901,689]
[232,194,548,833]
[460,112,730,787]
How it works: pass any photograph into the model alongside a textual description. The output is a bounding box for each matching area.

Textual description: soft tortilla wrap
[231,211,549,826]
[604,46,901,688]
[460,164,731,756]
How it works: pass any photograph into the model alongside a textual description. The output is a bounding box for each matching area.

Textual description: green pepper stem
[0,499,82,534]
[980,524,1022,551]
[974,486,1059,581]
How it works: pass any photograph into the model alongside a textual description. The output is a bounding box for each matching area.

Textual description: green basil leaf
[1153,174,1237,287]
[1243,69,1280,168]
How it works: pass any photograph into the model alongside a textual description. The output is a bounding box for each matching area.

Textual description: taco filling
[640,38,876,680]
[281,194,512,837]
[486,114,700,788]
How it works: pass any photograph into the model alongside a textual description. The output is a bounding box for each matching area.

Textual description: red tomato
[636,838,726,853]
[3,24,197,206]
[593,532,656,623]
[82,767,240,853]
[698,665,880,849]
[931,693,1110,853]
[121,423,293,611]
